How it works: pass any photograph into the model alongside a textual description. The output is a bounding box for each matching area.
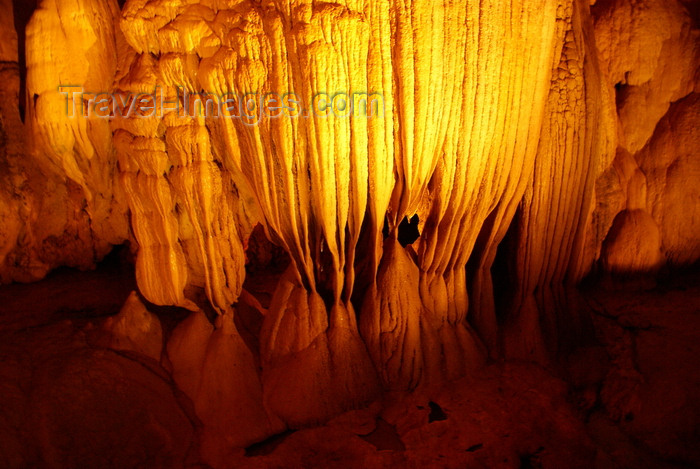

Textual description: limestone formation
[0,0,697,462]
[0,0,129,283]
[98,290,163,360]
[586,0,700,285]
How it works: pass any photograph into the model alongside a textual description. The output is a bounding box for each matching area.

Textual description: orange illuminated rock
[601,209,664,276]
[587,0,699,287]
[637,93,700,267]
[0,0,129,282]
[594,0,698,153]
[0,0,697,463]
[99,290,163,361]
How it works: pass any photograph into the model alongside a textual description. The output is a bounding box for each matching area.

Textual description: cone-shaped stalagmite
[362,0,559,387]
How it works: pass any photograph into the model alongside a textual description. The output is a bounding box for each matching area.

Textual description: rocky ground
[0,255,697,468]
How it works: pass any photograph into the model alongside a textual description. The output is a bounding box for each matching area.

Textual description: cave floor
[0,259,698,469]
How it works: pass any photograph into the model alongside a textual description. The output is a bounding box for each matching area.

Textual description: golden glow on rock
[0,0,698,462]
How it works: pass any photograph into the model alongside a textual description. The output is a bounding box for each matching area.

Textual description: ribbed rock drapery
[0,0,698,463]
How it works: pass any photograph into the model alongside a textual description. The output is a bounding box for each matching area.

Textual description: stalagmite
[98,290,163,360]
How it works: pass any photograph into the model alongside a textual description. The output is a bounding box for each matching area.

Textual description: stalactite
[1,0,699,462]
[0,0,129,282]
[501,0,616,360]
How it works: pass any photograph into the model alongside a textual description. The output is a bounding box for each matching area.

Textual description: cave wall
[589,0,700,278]
[0,0,129,283]
[0,0,698,462]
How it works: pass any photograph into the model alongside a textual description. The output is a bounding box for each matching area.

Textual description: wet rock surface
[0,264,697,468]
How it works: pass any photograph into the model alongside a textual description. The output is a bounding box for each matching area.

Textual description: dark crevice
[382,214,390,239]
[245,430,296,457]
[242,224,291,309]
[316,235,337,312]
[614,81,630,111]
[350,210,382,312]
[238,224,291,357]
[519,446,545,469]
[428,401,448,422]
[397,214,420,247]
[12,0,39,123]
[359,418,406,451]
[491,206,521,325]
